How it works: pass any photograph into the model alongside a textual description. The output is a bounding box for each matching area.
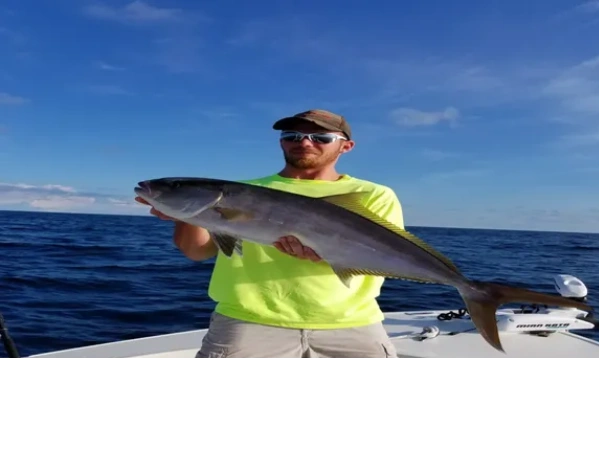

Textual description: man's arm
[273,186,404,262]
[173,222,218,261]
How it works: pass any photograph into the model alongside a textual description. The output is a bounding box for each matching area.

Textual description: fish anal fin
[330,264,437,289]
[212,232,242,258]
[330,265,355,289]
[320,192,461,275]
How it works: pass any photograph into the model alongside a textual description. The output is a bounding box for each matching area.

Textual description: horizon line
[1,208,597,235]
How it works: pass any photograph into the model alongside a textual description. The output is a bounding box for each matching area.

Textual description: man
[136,109,405,358]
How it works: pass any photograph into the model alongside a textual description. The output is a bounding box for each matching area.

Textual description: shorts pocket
[196,333,230,358]
[195,313,232,358]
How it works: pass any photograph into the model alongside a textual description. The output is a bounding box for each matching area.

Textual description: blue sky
[1,0,598,233]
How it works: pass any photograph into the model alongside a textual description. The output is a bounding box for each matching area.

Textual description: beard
[283,147,340,169]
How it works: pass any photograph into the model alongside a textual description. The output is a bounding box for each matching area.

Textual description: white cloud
[0,183,94,210]
[364,54,596,148]
[94,61,125,71]
[405,204,599,234]
[0,182,145,214]
[576,1,599,13]
[83,2,206,74]
[391,107,460,127]
[0,26,26,45]
[0,92,28,105]
[83,1,184,26]
[81,84,133,96]
[541,55,599,150]
[559,132,599,148]
[543,56,599,115]
[29,196,96,210]
[420,169,488,184]
[152,35,204,73]
[363,58,524,105]
[419,149,461,161]
[2,183,77,193]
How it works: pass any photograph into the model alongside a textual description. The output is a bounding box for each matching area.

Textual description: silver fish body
[134,177,593,353]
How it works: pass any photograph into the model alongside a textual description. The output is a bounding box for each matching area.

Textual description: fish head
[134,177,225,220]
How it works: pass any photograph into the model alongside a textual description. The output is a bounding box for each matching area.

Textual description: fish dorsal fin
[319,192,461,275]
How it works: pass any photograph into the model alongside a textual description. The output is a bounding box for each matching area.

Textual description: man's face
[279,122,354,169]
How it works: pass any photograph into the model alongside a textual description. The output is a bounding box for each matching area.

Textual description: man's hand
[274,236,322,262]
[135,197,176,221]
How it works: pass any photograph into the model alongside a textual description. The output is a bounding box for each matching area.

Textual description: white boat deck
[28,308,599,358]
[384,310,599,358]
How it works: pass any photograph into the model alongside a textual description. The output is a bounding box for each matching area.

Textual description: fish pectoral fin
[214,207,254,222]
[235,240,243,255]
[330,265,435,289]
[211,232,242,257]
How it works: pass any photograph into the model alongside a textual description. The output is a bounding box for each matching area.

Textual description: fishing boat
[3,274,597,358]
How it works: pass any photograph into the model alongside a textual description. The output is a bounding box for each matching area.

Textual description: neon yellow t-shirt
[207,173,405,329]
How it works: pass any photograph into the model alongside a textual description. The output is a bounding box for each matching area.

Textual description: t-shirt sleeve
[364,186,405,229]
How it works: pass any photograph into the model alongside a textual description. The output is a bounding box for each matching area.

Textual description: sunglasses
[279,131,348,144]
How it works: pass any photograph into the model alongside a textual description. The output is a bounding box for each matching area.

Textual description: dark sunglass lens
[312,134,335,144]
[280,132,301,142]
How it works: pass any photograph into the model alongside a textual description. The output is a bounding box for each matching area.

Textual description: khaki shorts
[196,312,398,358]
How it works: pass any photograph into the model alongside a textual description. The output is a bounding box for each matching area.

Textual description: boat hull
[28,309,599,358]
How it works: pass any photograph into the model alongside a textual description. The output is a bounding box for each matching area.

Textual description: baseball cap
[272,109,352,139]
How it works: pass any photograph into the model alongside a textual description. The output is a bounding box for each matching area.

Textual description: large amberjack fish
[134,177,593,353]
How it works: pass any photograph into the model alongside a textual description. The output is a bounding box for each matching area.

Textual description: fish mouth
[134,181,159,200]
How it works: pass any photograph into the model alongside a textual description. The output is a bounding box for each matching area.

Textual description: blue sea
[1,209,597,357]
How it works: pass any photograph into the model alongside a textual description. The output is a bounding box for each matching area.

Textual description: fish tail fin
[457,281,593,353]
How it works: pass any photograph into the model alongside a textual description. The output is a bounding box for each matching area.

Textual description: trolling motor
[553,274,588,301]
[553,274,599,327]
[495,274,596,335]
[0,311,20,358]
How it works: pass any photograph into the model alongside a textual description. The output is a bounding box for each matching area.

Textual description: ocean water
[0,209,597,357]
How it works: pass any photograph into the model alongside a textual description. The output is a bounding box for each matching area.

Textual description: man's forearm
[173,222,218,261]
